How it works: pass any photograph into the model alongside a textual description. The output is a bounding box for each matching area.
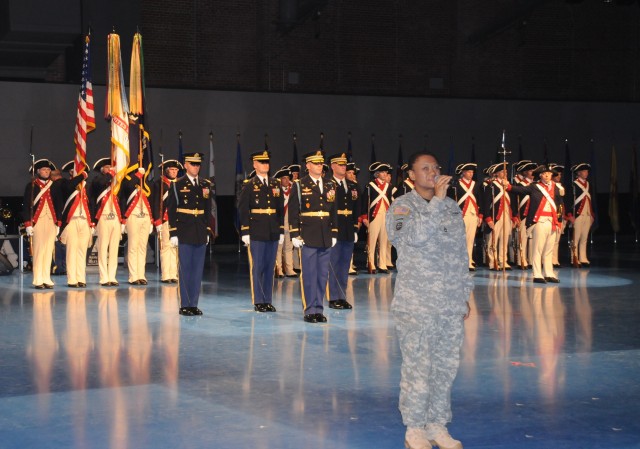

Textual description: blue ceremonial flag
[369,134,377,180]
[589,139,599,231]
[234,135,243,234]
[177,132,185,177]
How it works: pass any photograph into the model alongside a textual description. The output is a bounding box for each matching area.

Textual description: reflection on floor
[0,242,639,449]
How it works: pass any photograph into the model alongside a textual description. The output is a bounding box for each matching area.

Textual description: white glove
[138,167,145,174]
[170,236,179,247]
[25,226,34,236]
[149,224,154,234]
[156,225,163,233]
[278,234,284,245]
[241,235,251,246]
[56,226,60,237]
[354,232,358,243]
[207,235,210,244]
[121,224,126,234]
[331,237,337,247]
[292,237,304,248]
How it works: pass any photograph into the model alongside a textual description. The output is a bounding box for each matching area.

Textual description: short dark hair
[408,151,440,171]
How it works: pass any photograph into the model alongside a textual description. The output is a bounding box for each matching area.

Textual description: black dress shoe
[170,279,178,283]
[179,307,194,316]
[286,273,299,278]
[190,307,203,315]
[161,279,172,283]
[339,299,353,309]
[544,277,560,283]
[34,284,45,290]
[315,313,328,323]
[328,300,346,309]
[44,284,54,289]
[386,265,396,271]
[527,265,532,270]
[553,264,561,268]
[67,283,78,288]
[469,267,476,272]
[303,314,318,323]
[138,279,148,285]
[348,271,358,276]
[367,268,377,274]
[110,281,119,286]
[254,303,268,312]
[129,280,141,285]
[377,268,389,274]
[533,277,547,284]
[581,263,590,268]
[264,304,277,312]
[78,282,86,287]
[100,283,111,287]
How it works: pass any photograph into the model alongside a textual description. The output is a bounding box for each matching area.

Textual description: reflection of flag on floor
[73,32,95,174]
[105,32,129,195]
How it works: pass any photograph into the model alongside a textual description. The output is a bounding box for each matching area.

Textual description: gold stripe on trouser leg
[247,243,256,305]
[299,249,307,311]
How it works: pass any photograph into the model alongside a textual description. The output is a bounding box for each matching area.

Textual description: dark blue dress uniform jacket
[166,176,211,245]
[332,177,361,241]
[288,176,338,248]
[238,176,284,241]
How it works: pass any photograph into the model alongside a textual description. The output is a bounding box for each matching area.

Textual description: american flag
[73,34,96,174]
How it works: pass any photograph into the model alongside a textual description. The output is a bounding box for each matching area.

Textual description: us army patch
[393,206,410,215]
[396,221,403,230]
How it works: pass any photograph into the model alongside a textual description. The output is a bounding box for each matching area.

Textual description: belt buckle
[106,212,115,220]
[136,212,147,218]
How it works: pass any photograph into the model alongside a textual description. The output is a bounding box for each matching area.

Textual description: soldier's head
[407,152,441,190]
[304,150,325,179]
[346,162,358,182]
[369,162,392,182]
[535,165,554,183]
[274,166,291,188]
[328,153,348,178]
[162,160,182,180]
[289,164,300,181]
[183,152,203,177]
[572,163,590,181]
[455,163,477,181]
[31,159,56,180]
[549,164,563,183]
[251,151,270,177]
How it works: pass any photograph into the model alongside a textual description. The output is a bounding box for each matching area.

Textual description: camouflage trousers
[394,311,464,428]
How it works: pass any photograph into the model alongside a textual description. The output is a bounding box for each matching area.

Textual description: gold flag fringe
[129,32,144,117]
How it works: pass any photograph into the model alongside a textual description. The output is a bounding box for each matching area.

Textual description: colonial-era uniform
[119,172,153,284]
[483,163,513,270]
[57,161,93,287]
[567,163,594,266]
[289,164,302,272]
[238,150,284,311]
[450,163,483,270]
[327,153,360,309]
[508,165,563,282]
[23,159,59,288]
[386,189,471,441]
[511,161,537,268]
[151,160,182,283]
[166,152,212,314]
[273,166,297,278]
[392,164,414,200]
[288,151,338,320]
[359,162,393,273]
[548,164,566,266]
[90,158,124,286]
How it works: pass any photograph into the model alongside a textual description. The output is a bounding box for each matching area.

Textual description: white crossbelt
[457,180,476,206]
[33,180,52,205]
[574,180,590,206]
[62,190,79,213]
[97,186,111,204]
[536,183,557,214]
[369,182,390,209]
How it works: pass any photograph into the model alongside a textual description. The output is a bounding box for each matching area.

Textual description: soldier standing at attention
[451,163,483,271]
[360,162,393,274]
[483,163,514,270]
[151,159,182,283]
[23,159,59,289]
[90,158,124,286]
[386,151,471,449]
[288,150,338,323]
[166,152,212,316]
[119,166,153,285]
[327,153,360,309]
[273,166,298,279]
[548,163,566,267]
[57,161,92,287]
[566,163,594,267]
[512,160,537,269]
[346,162,361,275]
[238,150,284,312]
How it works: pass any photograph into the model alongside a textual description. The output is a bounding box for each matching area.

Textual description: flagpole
[499,129,510,273]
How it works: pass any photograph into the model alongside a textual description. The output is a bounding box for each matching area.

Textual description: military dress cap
[548,163,564,173]
[160,159,184,170]
[328,153,348,165]
[513,159,531,171]
[183,152,203,164]
[533,164,554,176]
[488,162,509,175]
[455,162,477,175]
[273,166,291,179]
[368,162,392,173]
[516,161,537,173]
[289,164,301,173]
[303,150,325,164]
[400,163,409,171]
[251,150,271,162]
[30,159,56,172]
[92,157,112,171]
[571,162,590,172]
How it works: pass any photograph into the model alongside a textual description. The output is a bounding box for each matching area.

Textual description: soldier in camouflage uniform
[386,152,471,449]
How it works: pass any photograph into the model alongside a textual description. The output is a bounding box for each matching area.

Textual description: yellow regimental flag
[105,33,130,194]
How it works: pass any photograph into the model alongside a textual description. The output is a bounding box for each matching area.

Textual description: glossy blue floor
[0,241,639,449]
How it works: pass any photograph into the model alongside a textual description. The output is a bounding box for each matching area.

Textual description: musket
[489,182,499,270]
[158,151,165,253]
[498,129,510,272]
[28,125,35,257]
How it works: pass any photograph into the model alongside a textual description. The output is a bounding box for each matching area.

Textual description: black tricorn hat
[29,159,56,173]
[455,162,477,175]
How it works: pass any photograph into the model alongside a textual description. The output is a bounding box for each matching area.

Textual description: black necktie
[194,178,198,187]
[263,178,267,187]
